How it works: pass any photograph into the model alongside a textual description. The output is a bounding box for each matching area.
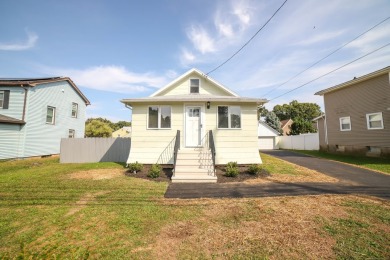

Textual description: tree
[257,105,269,120]
[272,100,322,135]
[264,111,282,134]
[114,120,131,131]
[85,120,113,137]
[85,117,131,131]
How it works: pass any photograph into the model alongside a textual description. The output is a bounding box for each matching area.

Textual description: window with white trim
[366,112,384,130]
[46,106,56,124]
[0,91,4,108]
[148,106,171,129]
[339,116,351,131]
[190,79,200,94]
[68,129,75,138]
[218,106,241,129]
[71,103,78,118]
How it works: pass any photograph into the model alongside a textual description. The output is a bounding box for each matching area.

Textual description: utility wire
[206,0,288,75]
[263,16,390,97]
[268,42,390,101]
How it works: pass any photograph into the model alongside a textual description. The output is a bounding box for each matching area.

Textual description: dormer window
[190,79,200,94]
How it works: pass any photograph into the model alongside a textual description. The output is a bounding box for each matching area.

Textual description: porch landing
[171,148,217,183]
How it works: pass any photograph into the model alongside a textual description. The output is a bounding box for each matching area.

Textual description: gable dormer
[150,68,238,97]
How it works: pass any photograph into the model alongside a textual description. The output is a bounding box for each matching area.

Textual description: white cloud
[296,30,344,46]
[232,0,252,27]
[187,25,216,54]
[181,48,196,63]
[0,30,38,51]
[214,12,234,38]
[43,65,169,94]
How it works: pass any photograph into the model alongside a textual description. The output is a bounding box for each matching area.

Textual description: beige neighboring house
[315,66,390,158]
[112,126,131,138]
[121,68,267,182]
[280,119,293,136]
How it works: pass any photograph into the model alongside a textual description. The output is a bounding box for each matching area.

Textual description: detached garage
[258,121,280,150]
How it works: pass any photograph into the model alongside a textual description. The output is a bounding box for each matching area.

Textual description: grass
[0,157,389,259]
[293,150,390,174]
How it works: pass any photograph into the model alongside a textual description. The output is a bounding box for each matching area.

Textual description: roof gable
[150,68,238,97]
[258,121,280,136]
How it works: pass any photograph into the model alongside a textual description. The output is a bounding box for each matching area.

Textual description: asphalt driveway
[165,150,390,200]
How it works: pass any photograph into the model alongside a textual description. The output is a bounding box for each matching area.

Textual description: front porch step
[173,148,216,183]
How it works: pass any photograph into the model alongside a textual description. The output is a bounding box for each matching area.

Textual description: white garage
[258,121,280,150]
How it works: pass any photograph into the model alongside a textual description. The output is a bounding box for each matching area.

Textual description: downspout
[124,103,132,167]
[18,85,29,158]
[323,101,328,146]
[21,85,29,121]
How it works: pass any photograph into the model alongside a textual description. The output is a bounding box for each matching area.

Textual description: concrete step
[171,175,217,183]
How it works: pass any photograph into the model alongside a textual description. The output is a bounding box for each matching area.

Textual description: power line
[206,0,288,75]
[268,42,390,101]
[263,16,390,97]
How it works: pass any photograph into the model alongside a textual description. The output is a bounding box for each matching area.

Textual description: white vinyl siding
[218,106,241,129]
[366,112,384,130]
[148,106,171,129]
[46,106,56,124]
[339,116,351,131]
[71,103,78,118]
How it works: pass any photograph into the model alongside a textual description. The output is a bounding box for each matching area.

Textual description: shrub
[128,161,143,173]
[225,161,239,177]
[147,164,161,178]
[248,164,263,175]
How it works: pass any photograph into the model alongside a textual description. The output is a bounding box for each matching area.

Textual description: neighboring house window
[68,129,75,138]
[190,79,200,94]
[46,106,56,124]
[0,90,10,109]
[339,117,351,131]
[366,112,384,130]
[218,106,241,129]
[71,103,78,118]
[148,106,171,129]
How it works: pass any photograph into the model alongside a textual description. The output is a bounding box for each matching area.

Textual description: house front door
[185,106,201,147]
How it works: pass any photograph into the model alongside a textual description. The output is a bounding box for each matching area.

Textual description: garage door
[258,137,275,150]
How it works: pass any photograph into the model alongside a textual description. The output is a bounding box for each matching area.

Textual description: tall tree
[257,105,269,120]
[264,111,282,134]
[273,100,321,135]
[85,120,113,137]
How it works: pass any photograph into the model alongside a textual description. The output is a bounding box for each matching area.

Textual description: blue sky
[1,0,389,122]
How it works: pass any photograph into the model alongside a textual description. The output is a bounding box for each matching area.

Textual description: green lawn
[0,157,389,259]
[293,150,390,174]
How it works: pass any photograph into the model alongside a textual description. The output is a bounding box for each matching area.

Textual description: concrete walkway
[165,150,390,200]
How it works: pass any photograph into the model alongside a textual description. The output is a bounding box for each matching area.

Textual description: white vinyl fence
[276,133,319,150]
[60,138,131,163]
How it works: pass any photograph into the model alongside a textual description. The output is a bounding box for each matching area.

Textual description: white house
[258,121,280,150]
[121,68,266,182]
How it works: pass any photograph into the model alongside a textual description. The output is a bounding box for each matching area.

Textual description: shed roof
[0,77,90,105]
[0,114,26,124]
[315,66,390,96]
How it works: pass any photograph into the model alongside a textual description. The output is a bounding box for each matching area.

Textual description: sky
[1,0,390,122]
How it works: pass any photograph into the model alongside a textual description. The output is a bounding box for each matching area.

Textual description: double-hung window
[71,103,78,118]
[68,129,75,138]
[190,79,200,94]
[0,91,4,108]
[0,90,10,109]
[148,106,171,129]
[366,112,384,130]
[46,106,56,124]
[218,106,241,129]
[339,116,351,131]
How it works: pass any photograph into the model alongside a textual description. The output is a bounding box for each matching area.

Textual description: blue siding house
[0,77,90,160]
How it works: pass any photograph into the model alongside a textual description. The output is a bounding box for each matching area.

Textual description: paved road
[165,150,390,200]
[261,150,390,187]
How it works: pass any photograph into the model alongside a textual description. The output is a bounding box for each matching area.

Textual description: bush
[147,164,161,178]
[248,164,263,175]
[128,161,143,173]
[225,161,239,177]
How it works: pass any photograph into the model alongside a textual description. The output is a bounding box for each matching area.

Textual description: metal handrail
[173,130,180,175]
[208,130,216,175]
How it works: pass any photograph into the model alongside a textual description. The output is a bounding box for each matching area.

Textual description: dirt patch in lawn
[65,191,109,217]
[68,169,123,180]
[154,195,361,259]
